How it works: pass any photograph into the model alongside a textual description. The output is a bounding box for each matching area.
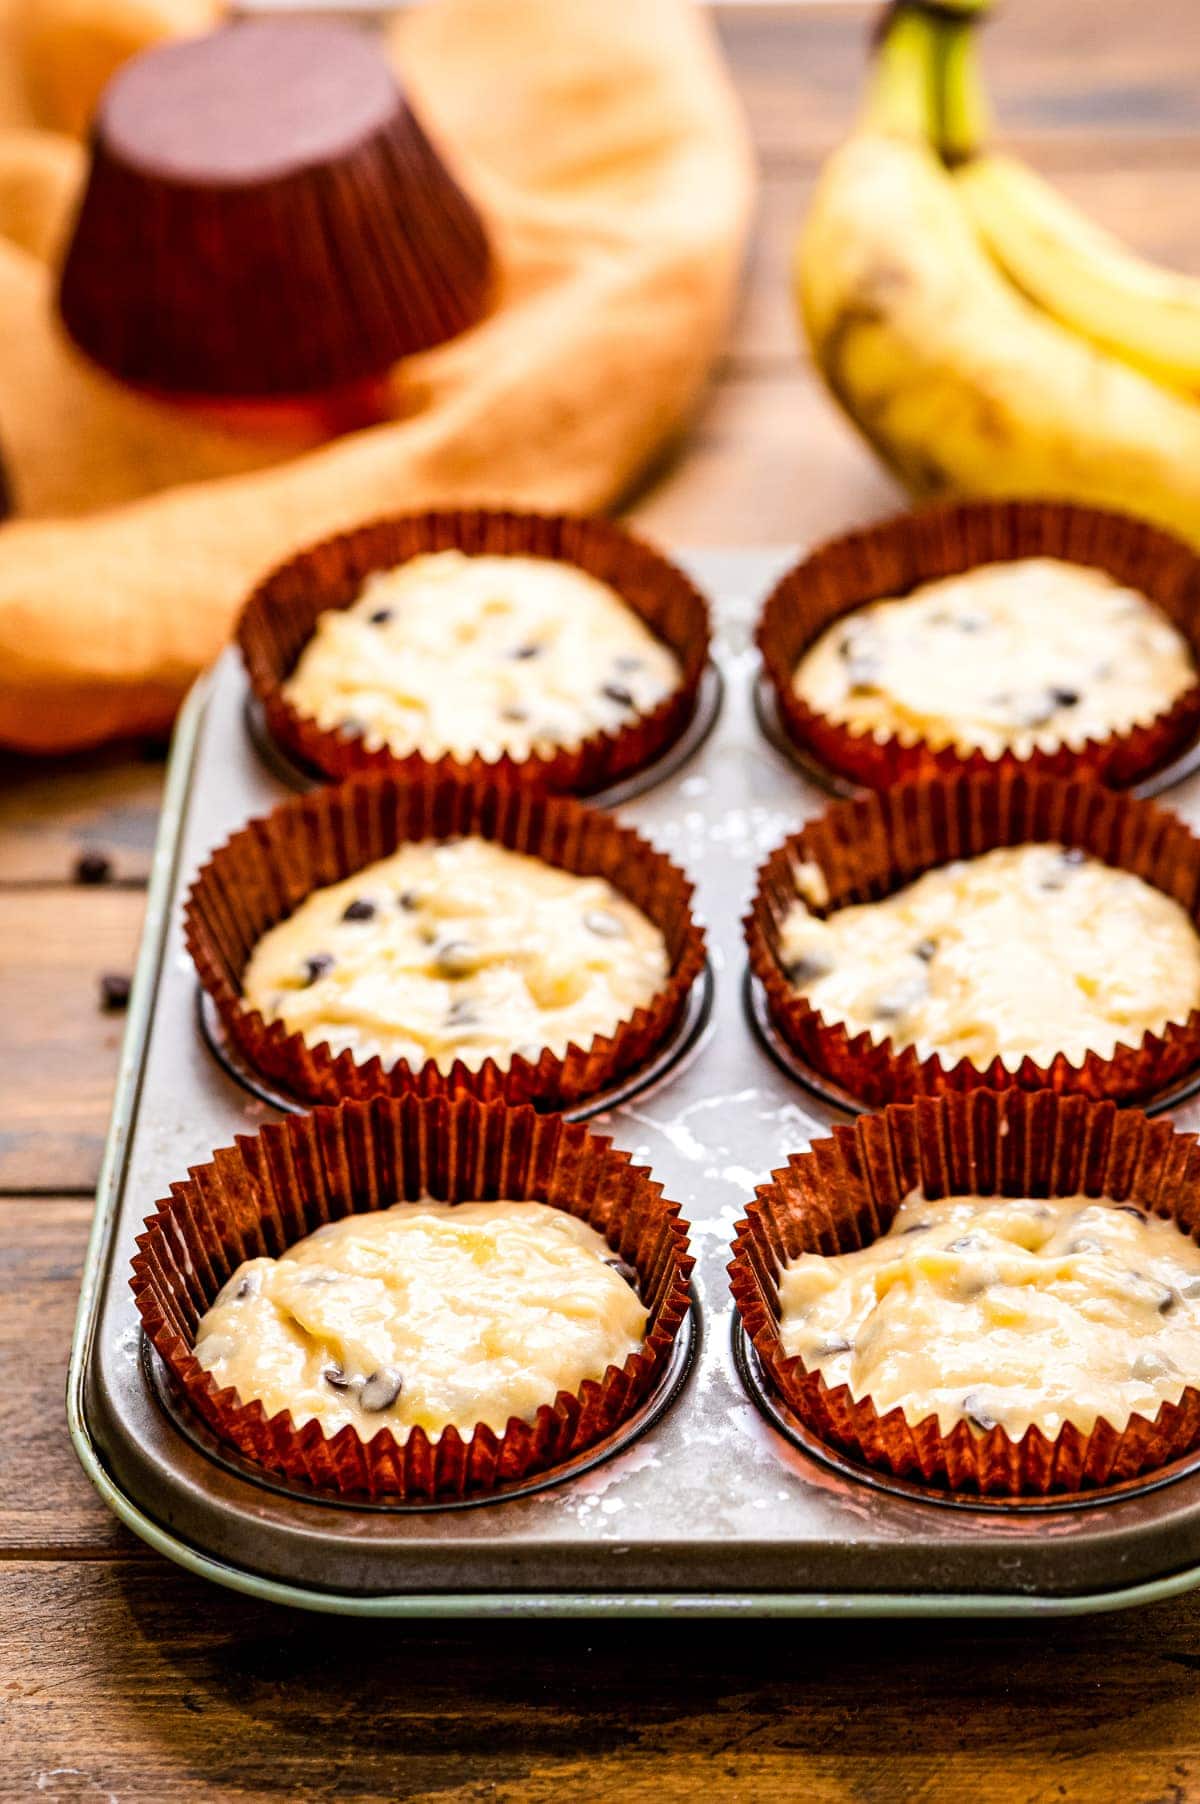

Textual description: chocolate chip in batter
[605,1256,641,1293]
[323,1363,353,1391]
[1120,1269,1175,1312]
[500,705,530,723]
[302,952,335,985]
[784,952,834,987]
[901,1221,932,1235]
[435,939,477,978]
[584,909,627,939]
[1040,847,1087,891]
[1115,1203,1148,1221]
[815,1335,854,1357]
[962,1392,1000,1433]
[341,898,376,923]
[445,997,481,1028]
[234,1272,261,1301]
[368,608,393,626]
[912,937,938,962]
[397,889,422,912]
[601,682,636,709]
[510,642,543,660]
[1051,688,1080,708]
[947,1235,981,1253]
[360,1367,404,1412]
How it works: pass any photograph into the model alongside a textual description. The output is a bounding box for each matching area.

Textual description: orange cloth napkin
[0,0,755,750]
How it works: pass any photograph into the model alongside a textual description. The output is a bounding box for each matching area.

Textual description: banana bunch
[797,0,1200,544]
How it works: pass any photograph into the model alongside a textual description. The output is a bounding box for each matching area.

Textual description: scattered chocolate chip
[368,608,393,626]
[511,643,542,660]
[323,1364,352,1392]
[1115,1203,1147,1221]
[500,705,530,723]
[962,1392,999,1433]
[815,1335,853,1357]
[605,1256,640,1293]
[341,898,376,923]
[446,997,480,1027]
[1160,1289,1180,1316]
[398,889,421,911]
[912,937,937,962]
[584,909,626,939]
[601,682,635,709]
[435,939,476,978]
[73,849,112,886]
[234,1272,261,1301]
[901,1221,932,1235]
[360,1367,403,1412]
[1052,687,1080,708]
[302,952,335,985]
[784,952,833,987]
[100,972,131,1012]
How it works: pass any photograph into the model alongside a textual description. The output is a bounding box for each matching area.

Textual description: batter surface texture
[282,550,682,760]
[242,836,669,1073]
[792,558,1194,757]
[778,843,1200,1071]
[780,1192,1200,1437]
[195,1200,647,1440]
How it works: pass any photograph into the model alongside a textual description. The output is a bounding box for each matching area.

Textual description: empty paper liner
[237,508,711,793]
[729,1089,1200,1497]
[58,20,492,397]
[185,770,706,1109]
[745,769,1200,1106]
[757,500,1200,791]
[131,1096,693,1501]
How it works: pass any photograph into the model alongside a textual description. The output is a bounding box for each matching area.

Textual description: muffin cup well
[237,509,711,793]
[758,500,1200,791]
[185,772,706,1110]
[745,770,1200,1107]
[729,1089,1200,1497]
[131,1096,693,1501]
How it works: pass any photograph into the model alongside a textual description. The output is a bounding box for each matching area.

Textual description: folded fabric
[0,0,755,751]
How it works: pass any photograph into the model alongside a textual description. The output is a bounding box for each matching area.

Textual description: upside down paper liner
[237,508,711,794]
[745,769,1200,1106]
[185,770,706,1109]
[132,1094,694,1500]
[728,1088,1200,1496]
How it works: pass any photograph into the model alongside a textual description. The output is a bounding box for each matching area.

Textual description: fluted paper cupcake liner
[745,770,1200,1106]
[237,509,711,793]
[59,21,492,395]
[131,1096,693,1501]
[758,500,1200,791]
[185,771,706,1109]
[729,1089,1200,1496]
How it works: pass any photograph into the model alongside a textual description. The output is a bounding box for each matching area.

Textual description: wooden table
[6,5,1200,1796]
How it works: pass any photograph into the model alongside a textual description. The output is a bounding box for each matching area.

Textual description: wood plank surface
[7,3,1200,1798]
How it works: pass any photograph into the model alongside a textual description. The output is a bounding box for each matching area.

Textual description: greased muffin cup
[237,509,711,793]
[745,770,1200,1106]
[728,1090,1200,1497]
[131,1096,694,1501]
[757,500,1200,791]
[185,771,706,1109]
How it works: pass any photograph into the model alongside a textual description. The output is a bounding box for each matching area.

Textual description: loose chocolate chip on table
[302,952,335,985]
[341,898,376,923]
[73,849,112,885]
[99,972,131,1012]
[962,1392,999,1433]
[435,940,476,977]
[368,608,393,626]
[360,1367,403,1412]
[323,1364,353,1392]
[601,682,635,708]
[605,1256,641,1292]
[912,937,937,962]
[584,909,626,938]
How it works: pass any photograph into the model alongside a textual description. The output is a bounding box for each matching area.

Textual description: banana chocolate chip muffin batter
[241,836,669,1072]
[778,842,1200,1070]
[195,1201,646,1440]
[282,550,681,760]
[793,558,1194,757]
[780,1192,1200,1439]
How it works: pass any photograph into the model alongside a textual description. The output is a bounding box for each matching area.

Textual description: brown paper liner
[236,509,711,793]
[758,500,1200,791]
[729,1090,1200,1496]
[59,21,492,396]
[185,770,706,1109]
[745,770,1200,1107]
[131,1096,693,1501]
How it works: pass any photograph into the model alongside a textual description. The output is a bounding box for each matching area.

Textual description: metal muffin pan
[68,548,1200,1617]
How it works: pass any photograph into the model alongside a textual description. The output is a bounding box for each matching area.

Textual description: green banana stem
[864,2,993,162]
[934,13,992,163]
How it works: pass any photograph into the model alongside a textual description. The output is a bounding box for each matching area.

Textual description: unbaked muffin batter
[242,837,669,1072]
[282,550,682,760]
[780,1191,1200,1437]
[778,843,1200,1070]
[195,1201,647,1440]
[793,559,1194,757]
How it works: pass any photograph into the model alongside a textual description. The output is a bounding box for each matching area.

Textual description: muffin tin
[69,548,1200,1616]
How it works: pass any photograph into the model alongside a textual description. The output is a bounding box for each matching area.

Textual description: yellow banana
[796,5,1200,544]
[956,152,1200,395]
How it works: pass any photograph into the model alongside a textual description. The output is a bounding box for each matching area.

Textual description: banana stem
[863,4,940,139]
[934,13,992,163]
[864,2,993,161]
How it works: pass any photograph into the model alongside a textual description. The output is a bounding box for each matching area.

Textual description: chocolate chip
[323,1364,352,1392]
[234,1272,261,1301]
[73,849,112,885]
[397,889,421,911]
[962,1392,999,1433]
[901,1221,932,1235]
[601,682,635,709]
[446,997,480,1027]
[815,1335,853,1357]
[605,1256,641,1293]
[584,909,626,939]
[302,952,335,985]
[360,1367,403,1412]
[785,952,833,987]
[500,706,530,723]
[1041,847,1087,891]
[368,608,393,626]
[913,937,937,962]
[341,898,376,923]
[1160,1289,1180,1316]
[1115,1203,1147,1221]
[99,972,131,1012]
[947,1235,980,1253]
[435,940,476,978]
[1052,688,1080,708]
[511,643,542,660]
